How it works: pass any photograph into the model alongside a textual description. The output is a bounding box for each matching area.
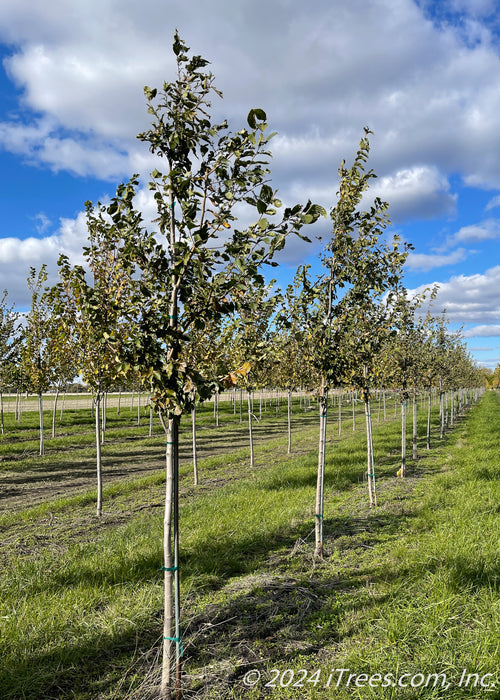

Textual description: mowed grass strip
[0,392,490,699]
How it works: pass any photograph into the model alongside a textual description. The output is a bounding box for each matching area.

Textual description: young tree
[51,188,137,516]
[225,281,279,470]
[117,33,324,699]
[291,130,408,554]
[0,290,19,434]
[22,266,57,456]
[381,286,427,476]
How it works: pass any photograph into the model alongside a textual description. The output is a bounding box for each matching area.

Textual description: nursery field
[0,391,498,699]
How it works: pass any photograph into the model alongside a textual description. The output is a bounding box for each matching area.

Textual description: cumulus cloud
[409,266,500,324]
[367,166,457,223]
[0,212,88,309]
[445,218,500,246]
[2,0,500,191]
[462,324,500,337]
[406,247,468,271]
[485,195,500,211]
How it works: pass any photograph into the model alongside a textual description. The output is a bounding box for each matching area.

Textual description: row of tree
[0,33,486,699]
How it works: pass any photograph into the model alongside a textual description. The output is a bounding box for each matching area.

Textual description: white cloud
[485,195,500,211]
[0,212,88,309]
[409,265,500,325]
[468,346,493,351]
[1,0,500,192]
[446,218,500,245]
[406,247,468,271]
[463,324,500,337]
[367,166,457,223]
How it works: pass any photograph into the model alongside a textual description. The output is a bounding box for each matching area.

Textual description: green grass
[0,390,497,698]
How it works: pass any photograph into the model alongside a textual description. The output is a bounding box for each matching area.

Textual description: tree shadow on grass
[3,495,498,699]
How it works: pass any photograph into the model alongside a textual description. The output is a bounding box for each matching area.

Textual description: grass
[0,389,498,698]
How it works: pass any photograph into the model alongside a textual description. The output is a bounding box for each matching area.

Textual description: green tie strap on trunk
[161,565,178,572]
[164,635,184,655]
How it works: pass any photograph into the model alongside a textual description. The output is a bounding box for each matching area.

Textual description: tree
[291,130,408,555]
[381,286,427,475]
[51,186,137,516]
[224,280,279,470]
[22,266,56,456]
[0,290,19,434]
[116,33,324,699]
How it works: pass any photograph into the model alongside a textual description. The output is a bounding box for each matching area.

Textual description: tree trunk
[314,385,328,558]
[287,387,292,454]
[101,392,106,444]
[364,389,377,506]
[412,389,418,460]
[426,389,432,450]
[95,393,103,517]
[38,392,44,456]
[248,390,254,470]
[352,392,356,431]
[161,415,181,700]
[149,403,154,437]
[117,389,121,416]
[439,381,445,439]
[400,397,407,477]
[0,390,4,434]
[60,387,67,421]
[338,390,342,436]
[137,387,141,426]
[192,403,198,486]
[52,387,60,439]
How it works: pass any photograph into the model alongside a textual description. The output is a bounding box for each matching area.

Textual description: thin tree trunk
[192,402,198,486]
[439,382,445,439]
[314,385,328,558]
[239,388,243,423]
[400,397,407,477]
[60,387,67,421]
[383,390,386,421]
[412,389,418,460]
[215,388,219,428]
[0,390,4,434]
[38,392,44,456]
[117,389,121,416]
[52,387,60,438]
[161,414,181,700]
[101,392,106,444]
[137,387,141,426]
[95,393,102,517]
[352,392,356,431]
[248,390,254,470]
[338,390,342,436]
[15,391,20,423]
[149,403,154,438]
[287,387,292,454]
[426,389,432,450]
[364,388,377,506]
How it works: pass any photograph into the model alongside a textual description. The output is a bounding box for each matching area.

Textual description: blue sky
[1,0,500,368]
